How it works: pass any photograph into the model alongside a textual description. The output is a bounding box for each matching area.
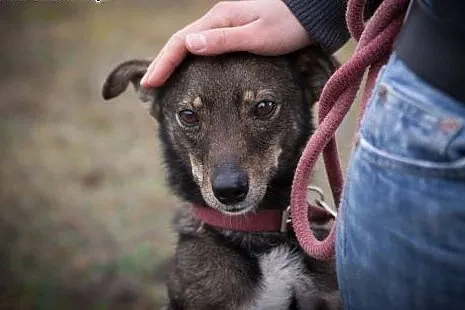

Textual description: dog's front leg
[166,232,260,310]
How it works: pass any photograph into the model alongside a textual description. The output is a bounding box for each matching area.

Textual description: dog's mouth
[204,190,265,215]
[218,205,256,215]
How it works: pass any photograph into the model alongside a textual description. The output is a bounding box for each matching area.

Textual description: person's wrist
[282,0,350,53]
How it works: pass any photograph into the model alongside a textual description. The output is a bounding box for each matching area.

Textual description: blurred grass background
[0,1,356,309]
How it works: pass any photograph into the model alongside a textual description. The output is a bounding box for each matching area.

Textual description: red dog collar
[192,203,333,233]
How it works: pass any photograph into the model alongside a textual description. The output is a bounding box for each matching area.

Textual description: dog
[102,46,340,310]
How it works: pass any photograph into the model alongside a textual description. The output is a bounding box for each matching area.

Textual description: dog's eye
[178,109,199,126]
[254,100,277,119]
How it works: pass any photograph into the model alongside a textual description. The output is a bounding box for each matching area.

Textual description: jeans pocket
[359,75,465,179]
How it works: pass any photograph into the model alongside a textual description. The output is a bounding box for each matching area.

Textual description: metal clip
[280,206,292,233]
[315,199,337,218]
[307,185,337,218]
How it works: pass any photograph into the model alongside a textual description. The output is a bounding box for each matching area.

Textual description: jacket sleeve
[283,0,383,53]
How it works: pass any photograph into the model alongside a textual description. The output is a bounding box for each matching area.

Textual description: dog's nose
[211,165,249,205]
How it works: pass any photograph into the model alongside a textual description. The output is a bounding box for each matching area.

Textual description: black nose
[211,164,249,205]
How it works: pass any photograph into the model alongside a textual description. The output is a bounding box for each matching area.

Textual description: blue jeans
[336,54,465,309]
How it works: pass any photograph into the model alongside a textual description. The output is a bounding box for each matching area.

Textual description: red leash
[290,0,410,260]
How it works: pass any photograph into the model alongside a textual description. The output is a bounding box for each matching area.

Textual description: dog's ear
[291,46,339,104]
[102,59,161,119]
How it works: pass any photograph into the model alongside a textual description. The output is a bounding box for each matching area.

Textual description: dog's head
[103,47,336,214]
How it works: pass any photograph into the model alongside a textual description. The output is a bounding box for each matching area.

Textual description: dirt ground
[0,2,356,309]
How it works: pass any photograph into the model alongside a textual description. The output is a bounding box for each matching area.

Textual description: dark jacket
[283,0,465,102]
[283,0,464,54]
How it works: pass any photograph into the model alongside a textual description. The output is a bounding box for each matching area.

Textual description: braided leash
[290,0,410,260]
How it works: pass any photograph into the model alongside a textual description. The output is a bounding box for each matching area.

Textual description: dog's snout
[211,165,249,205]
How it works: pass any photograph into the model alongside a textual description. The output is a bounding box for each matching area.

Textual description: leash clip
[282,185,337,233]
[307,185,337,218]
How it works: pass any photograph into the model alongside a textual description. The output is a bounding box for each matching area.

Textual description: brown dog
[102,47,340,310]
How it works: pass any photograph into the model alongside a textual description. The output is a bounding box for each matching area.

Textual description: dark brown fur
[102,47,340,310]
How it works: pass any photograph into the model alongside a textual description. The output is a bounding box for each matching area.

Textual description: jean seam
[384,82,465,122]
[337,152,355,310]
[358,137,465,179]
[380,82,464,156]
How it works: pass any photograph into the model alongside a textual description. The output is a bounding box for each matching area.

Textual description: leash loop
[290,0,409,260]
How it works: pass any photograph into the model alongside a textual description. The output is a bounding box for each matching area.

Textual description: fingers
[141,32,186,87]
[185,23,256,56]
[140,0,310,88]
[141,1,256,87]
[141,24,255,86]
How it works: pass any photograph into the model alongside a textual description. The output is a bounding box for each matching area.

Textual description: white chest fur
[242,246,315,310]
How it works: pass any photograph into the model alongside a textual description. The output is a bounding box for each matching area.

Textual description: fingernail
[186,34,206,52]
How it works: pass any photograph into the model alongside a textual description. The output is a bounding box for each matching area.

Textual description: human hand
[140,0,311,87]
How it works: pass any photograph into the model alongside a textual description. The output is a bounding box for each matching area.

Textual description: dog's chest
[242,246,311,310]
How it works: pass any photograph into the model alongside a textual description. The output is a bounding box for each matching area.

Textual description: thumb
[186,26,252,56]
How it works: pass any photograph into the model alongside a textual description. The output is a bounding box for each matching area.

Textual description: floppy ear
[102,59,161,119]
[291,46,339,105]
